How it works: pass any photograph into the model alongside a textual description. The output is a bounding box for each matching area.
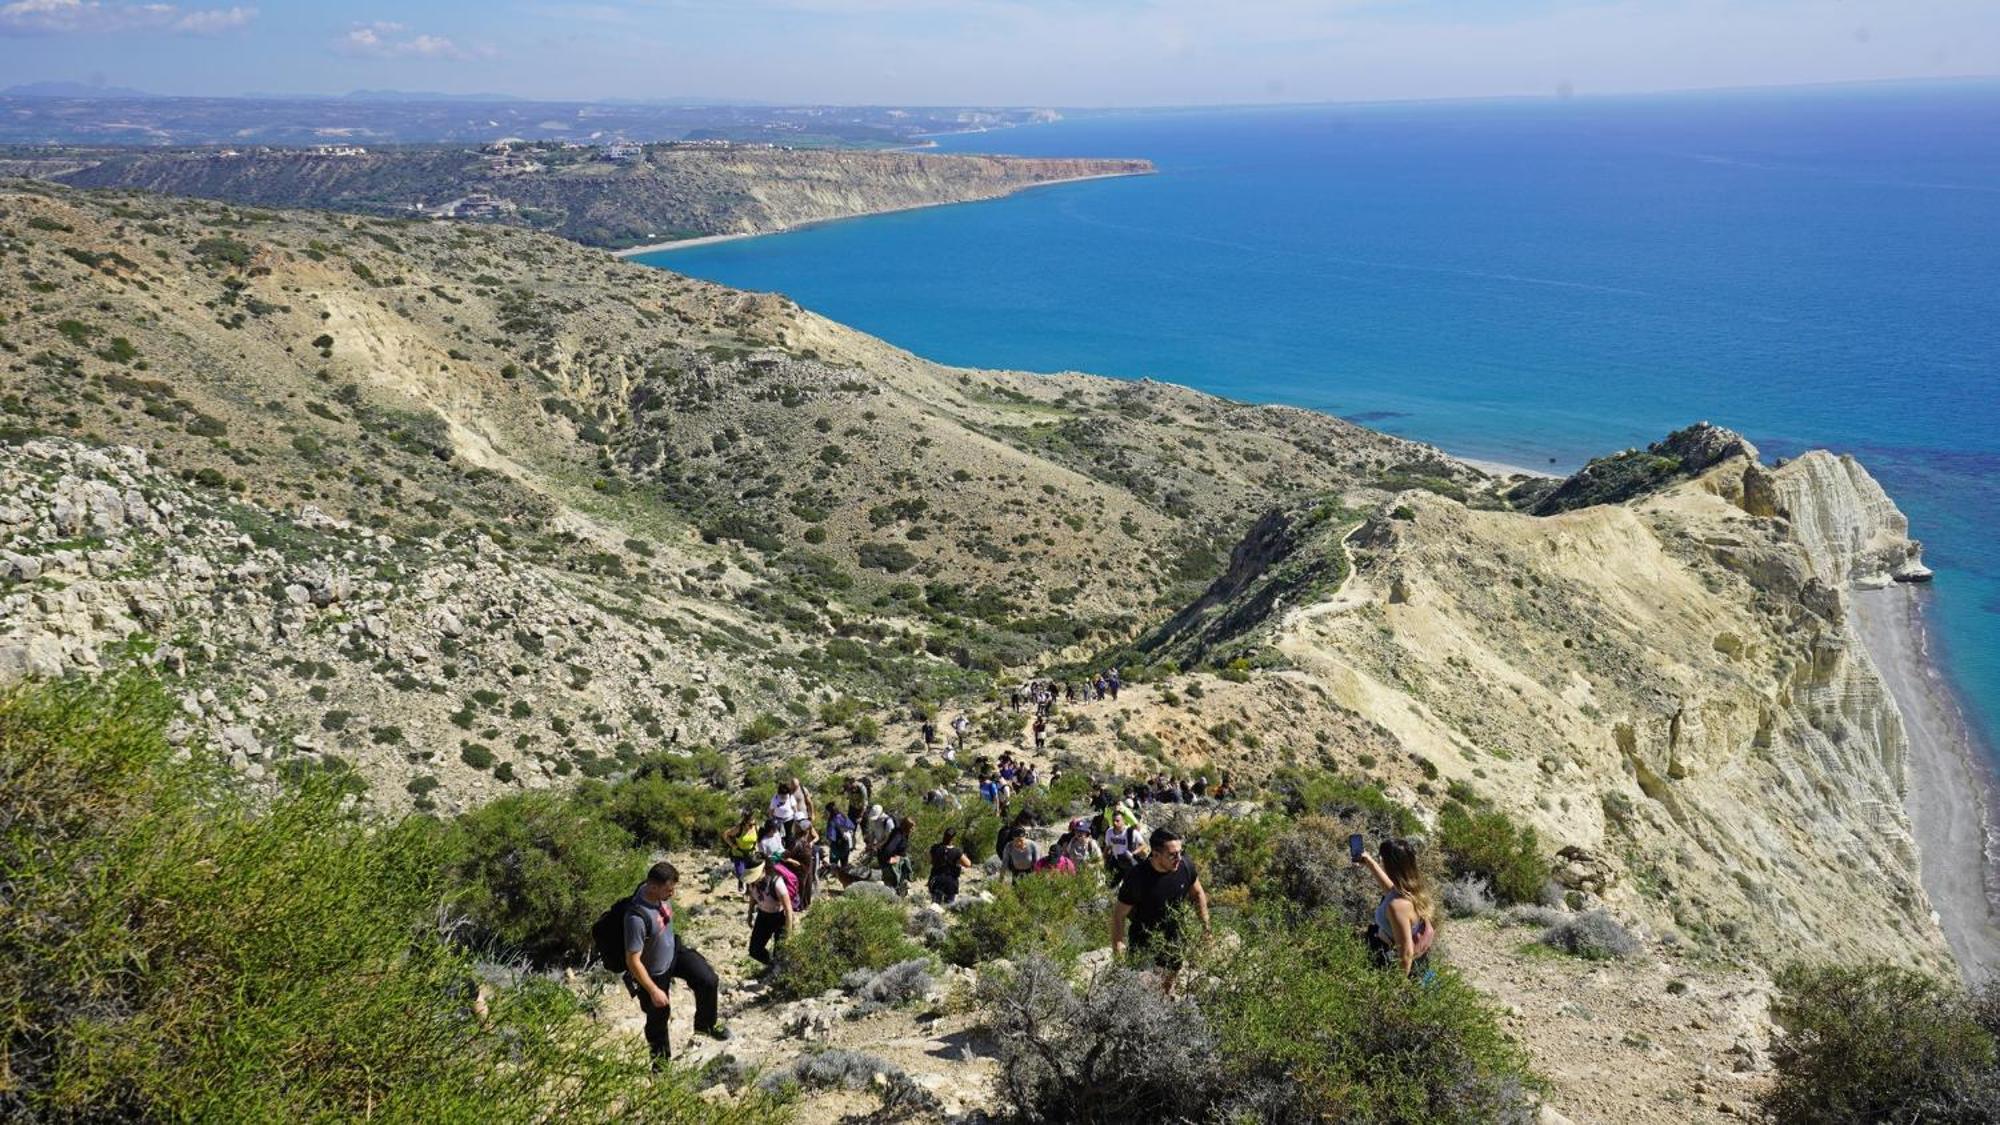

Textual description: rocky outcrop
[1762,452,1930,586]
[1532,422,1756,516]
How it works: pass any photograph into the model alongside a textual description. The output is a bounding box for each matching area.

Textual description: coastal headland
[613,169,1153,257]
[23,142,1154,251]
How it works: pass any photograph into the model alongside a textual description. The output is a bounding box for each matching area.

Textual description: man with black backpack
[594,861,729,1068]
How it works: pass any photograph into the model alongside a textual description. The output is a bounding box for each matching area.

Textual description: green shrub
[1436,802,1549,905]
[768,894,921,1001]
[1005,769,1094,826]
[1269,768,1417,837]
[0,677,766,1123]
[943,871,1107,968]
[857,541,919,573]
[981,917,1538,1125]
[460,743,495,769]
[445,792,641,965]
[1201,914,1539,1121]
[738,712,785,745]
[1764,963,2000,1124]
[596,774,734,852]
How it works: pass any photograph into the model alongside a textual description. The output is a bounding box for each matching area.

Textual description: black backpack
[591,897,653,973]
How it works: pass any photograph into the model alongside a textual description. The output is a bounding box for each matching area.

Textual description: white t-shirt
[769,790,806,825]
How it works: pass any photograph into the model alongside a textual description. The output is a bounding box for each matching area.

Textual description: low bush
[843,957,937,1015]
[1436,802,1550,905]
[979,911,1539,1125]
[757,1048,940,1115]
[1200,914,1539,1123]
[1442,876,1497,918]
[0,677,767,1123]
[1763,962,2000,1124]
[942,870,1108,968]
[593,774,734,852]
[1268,767,1418,837]
[979,956,1220,1124]
[1539,910,1640,961]
[769,894,922,1001]
[446,791,641,965]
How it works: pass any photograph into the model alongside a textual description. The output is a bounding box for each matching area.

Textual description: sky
[0,0,1996,106]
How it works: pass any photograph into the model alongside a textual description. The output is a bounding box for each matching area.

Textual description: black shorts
[1128,929,1183,971]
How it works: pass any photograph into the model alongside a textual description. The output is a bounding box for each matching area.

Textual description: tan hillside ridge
[1160,437,1956,975]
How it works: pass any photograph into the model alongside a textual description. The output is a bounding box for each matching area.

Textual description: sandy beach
[610,170,1152,258]
[1459,455,1559,480]
[1853,584,2000,981]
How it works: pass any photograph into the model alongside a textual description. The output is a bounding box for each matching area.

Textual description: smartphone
[1347,833,1365,861]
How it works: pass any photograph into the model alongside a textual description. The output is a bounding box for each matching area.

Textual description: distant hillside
[40,145,1153,248]
[0,179,1446,808]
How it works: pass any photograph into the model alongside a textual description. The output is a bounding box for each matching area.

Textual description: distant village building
[486,155,544,176]
[309,144,368,157]
[601,140,643,162]
[429,193,516,220]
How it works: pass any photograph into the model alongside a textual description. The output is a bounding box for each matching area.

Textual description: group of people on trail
[605,685,1438,1062]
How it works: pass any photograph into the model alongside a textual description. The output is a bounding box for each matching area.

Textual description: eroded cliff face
[1275,441,1953,973]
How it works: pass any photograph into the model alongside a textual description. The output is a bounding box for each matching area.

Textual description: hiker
[782,838,817,912]
[747,852,798,966]
[1357,838,1438,978]
[1213,773,1236,801]
[844,775,872,823]
[997,810,1032,858]
[756,817,785,864]
[726,810,760,893]
[862,804,895,858]
[951,713,970,751]
[877,811,912,896]
[1062,818,1103,868]
[1108,669,1121,700]
[927,826,973,905]
[1000,827,1041,882]
[1104,812,1143,884]
[1031,713,1047,752]
[1111,828,1210,993]
[769,776,812,832]
[921,718,937,749]
[618,862,728,1065]
[826,803,857,873]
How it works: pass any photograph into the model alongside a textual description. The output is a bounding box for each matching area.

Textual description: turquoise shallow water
[636,87,2000,760]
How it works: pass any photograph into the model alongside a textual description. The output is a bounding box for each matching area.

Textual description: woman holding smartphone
[1353,836,1437,978]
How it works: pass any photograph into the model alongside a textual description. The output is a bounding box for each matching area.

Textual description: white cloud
[0,0,255,35]
[337,20,493,60]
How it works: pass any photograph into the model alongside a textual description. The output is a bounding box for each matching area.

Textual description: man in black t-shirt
[1111,827,1210,993]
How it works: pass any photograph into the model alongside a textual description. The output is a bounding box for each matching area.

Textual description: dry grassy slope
[1260,451,1952,975]
[0,181,1483,806]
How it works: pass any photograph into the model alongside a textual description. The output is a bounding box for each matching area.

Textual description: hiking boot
[698,1023,733,1042]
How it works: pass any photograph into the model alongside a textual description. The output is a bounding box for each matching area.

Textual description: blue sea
[636,85,2000,761]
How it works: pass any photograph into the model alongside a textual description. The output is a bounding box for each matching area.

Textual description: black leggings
[633,944,719,1062]
[749,909,787,966]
